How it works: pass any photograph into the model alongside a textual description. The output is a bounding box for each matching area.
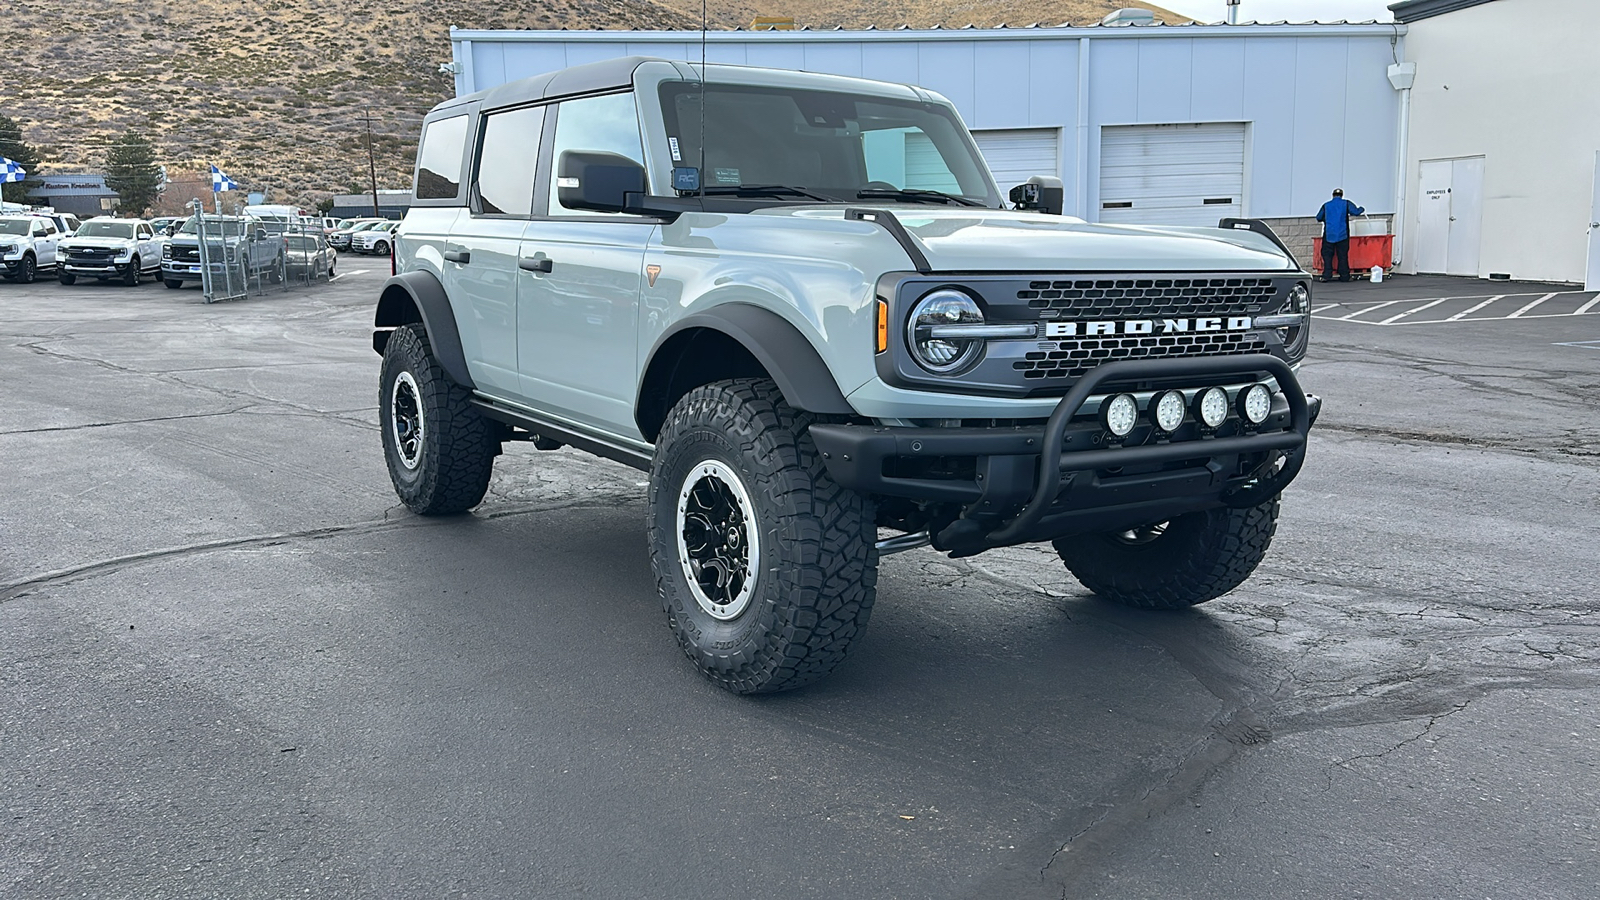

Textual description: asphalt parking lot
[2,267,1597,899]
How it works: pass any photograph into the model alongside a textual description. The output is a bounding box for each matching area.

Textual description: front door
[1415,156,1484,276]
[516,91,653,439]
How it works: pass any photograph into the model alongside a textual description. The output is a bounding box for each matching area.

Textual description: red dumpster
[1313,235,1394,276]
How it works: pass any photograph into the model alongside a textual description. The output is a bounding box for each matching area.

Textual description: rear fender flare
[372,270,474,389]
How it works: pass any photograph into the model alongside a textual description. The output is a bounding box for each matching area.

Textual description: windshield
[658,82,1000,207]
[76,221,137,239]
[177,217,249,237]
[0,220,30,235]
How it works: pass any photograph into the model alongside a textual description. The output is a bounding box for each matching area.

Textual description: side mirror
[557,151,646,214]
[256,229,269,241]
[1008,176,1065,216]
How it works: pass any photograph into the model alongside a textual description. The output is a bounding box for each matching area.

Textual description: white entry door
[1415,156,1484,276]
[1587,150,1600,291]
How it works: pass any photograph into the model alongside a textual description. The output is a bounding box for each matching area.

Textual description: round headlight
[1193,386,1229,429]
[1238,383,1273,425]
[907,289,985,374]
[1277,282,1310,355]
[1151,390,1186,433]
[1101,393,1139,438]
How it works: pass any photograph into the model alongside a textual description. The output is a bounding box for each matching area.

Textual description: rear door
[443,106,538,399]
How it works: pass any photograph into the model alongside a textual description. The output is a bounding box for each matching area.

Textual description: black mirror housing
[1008,176,1065,216]
[558,151,646,213]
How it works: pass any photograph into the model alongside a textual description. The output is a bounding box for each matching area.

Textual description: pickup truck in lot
[372,57,1321,694]
[0,215,62,283]
[161,214,284,289]
[57,217,163,285]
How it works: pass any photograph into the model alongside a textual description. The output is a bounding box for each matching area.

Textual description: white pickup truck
[0,215,61,283]
[57,217,163,285]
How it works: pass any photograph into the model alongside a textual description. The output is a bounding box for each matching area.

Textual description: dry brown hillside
[3,0,1178,210]
[664,0,1183,29]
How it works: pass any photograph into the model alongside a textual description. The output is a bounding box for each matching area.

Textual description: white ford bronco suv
[374,58,1320,694]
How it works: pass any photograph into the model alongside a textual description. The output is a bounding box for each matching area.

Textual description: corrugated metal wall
[450,25,1404,224]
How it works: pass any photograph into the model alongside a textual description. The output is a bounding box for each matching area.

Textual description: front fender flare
[372,270,474,390]
[639,304,854,426]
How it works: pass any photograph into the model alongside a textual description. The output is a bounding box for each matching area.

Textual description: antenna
[698,0,707,201]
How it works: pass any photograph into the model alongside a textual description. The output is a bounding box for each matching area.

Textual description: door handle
[519,256,553,273]
[443,249,471,264]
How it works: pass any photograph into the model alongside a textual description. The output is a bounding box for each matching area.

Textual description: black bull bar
[810,355,1318,553]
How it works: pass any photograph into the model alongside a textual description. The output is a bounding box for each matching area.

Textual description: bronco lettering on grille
[1044,316,1253,338]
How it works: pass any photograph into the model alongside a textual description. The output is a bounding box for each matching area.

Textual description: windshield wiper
[697,184,840,202]
[855,187,984,207]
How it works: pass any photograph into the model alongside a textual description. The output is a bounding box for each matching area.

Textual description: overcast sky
[1156,0,1396,22]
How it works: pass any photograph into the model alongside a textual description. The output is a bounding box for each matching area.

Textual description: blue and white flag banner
[1,157,26,184]
[210,165,238,192]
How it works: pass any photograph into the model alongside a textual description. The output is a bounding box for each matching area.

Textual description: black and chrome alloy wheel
[676,459,761,620]
[390,370,425,470]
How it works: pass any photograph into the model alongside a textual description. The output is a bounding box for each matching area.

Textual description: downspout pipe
[1388,60,1416,267]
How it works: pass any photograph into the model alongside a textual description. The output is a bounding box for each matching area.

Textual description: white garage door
[973,129,1060,193]
[1099,123,1246,226]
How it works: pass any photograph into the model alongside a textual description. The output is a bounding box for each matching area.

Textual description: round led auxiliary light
[1101,393,1139,438]
[1238,383,1274,426]
[1150,390,1187,433]
[1193,386,1230,429]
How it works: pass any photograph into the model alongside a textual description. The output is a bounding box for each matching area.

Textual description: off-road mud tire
[379,323,497,515]
[648,378,877,694]
[1053,498,1280,609]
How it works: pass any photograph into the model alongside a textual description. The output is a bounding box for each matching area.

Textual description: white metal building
[447,22,1408,253]
[1390,0,1600,286]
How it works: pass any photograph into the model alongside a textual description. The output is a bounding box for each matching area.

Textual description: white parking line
[1446,295,1504,321]
[1576,295,1600,316]
[1378,297,1448,324]
[1311,303,1340,314]
[1505,292,1557,318]
[1555,340,1600,350]
[1333,299,1407,320]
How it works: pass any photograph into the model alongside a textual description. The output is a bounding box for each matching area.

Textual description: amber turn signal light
[876,299,888,353]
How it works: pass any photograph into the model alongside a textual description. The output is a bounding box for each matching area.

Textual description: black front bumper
[810,355,1320,554]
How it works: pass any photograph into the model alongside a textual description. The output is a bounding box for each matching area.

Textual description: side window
[415,114,470,200]
[475,105,546,217]
[138,225,153,239]
[861,127,962,194]
[544,92,645,217]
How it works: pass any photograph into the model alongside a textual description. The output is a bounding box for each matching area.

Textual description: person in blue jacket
[1316,188,1365,282]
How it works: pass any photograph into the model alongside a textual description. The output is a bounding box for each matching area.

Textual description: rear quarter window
[415,114,470,201]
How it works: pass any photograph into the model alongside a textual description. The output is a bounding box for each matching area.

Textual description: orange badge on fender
[646,264,661,288]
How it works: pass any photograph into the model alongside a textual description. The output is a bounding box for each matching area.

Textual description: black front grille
[172,246,200,262]
[68,249,115,260]
[1013,331,1269,381]
[1017,276,1279,320]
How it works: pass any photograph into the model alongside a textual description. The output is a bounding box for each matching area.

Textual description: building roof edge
[1389,0,1501,23]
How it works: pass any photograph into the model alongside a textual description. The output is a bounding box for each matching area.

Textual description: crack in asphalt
[0,496,641,607]
[1323,700,1472,790]
[17,338,377,429]
[0,408,252,436]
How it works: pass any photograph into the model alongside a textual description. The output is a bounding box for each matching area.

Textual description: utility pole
[364,106,380,217]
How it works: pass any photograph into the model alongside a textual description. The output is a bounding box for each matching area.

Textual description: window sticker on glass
[668,137,682,162]
[713,167,741,185]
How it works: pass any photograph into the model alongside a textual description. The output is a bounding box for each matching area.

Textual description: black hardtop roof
[429,56,663,120]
